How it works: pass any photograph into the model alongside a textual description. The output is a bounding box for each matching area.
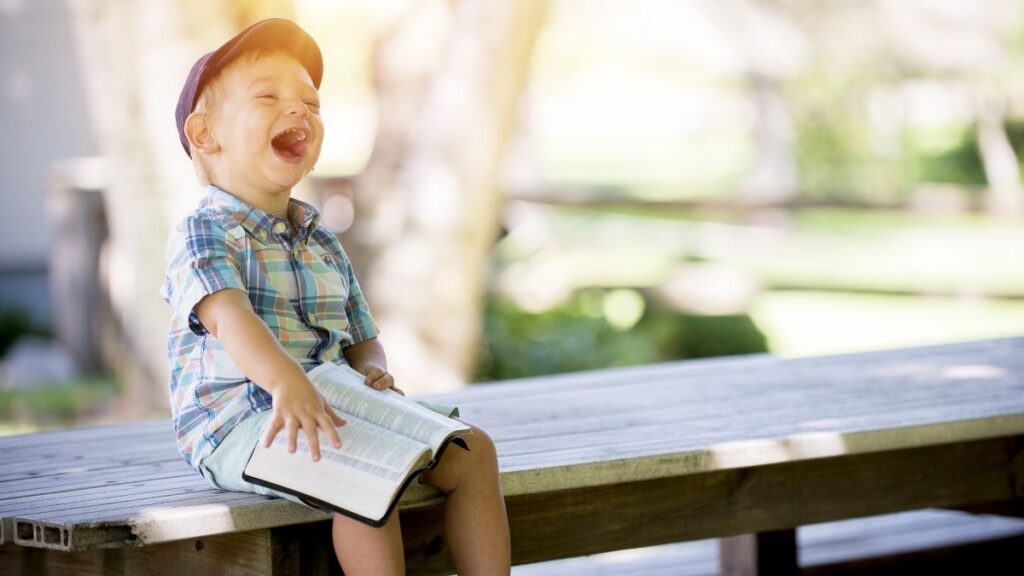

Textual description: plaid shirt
[161,186,377,470]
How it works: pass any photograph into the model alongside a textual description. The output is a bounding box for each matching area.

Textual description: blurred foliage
[795,118,1024,199]
[639,305,769,360]
[474,292,768,382]
[0,308,51,358]
[1,310,113,432]
[909,126,986,187]
[793,90,885,201]
[0,377,118,427]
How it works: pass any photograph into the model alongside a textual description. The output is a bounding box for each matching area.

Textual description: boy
[162,19,510,574]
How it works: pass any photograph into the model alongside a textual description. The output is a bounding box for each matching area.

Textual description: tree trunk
[713,0,802,210]
[64,0,290,415]
[975,96,1024,217]
[743,72,799,205]
[350,0,549,392]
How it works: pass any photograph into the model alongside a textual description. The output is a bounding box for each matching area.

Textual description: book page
[245,415,431,522]
[308,362,469,450]
[296,416,429,481]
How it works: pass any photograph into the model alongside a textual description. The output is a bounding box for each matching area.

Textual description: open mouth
[270,127,310,163]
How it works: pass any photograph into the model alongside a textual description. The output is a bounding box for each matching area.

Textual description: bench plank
[398,437,1019,574]
[0,530,276,576]
[0,336,1021,571]
[510,509,1024,575]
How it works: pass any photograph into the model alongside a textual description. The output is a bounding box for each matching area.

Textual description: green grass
[494,204,1024,361]
[752,290,1024,357]
[0,377,119,434]
[0,422,42,436]
[736,210,1024,297]
[511,205,1024,297]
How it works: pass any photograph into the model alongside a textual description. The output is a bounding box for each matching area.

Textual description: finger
[287,418,299,454]
[319,413,342,449]
[372,371,393,391]
[263,417,284,448]
[326,405,347,430]
[362,365,385,386]
[302,417,321,461]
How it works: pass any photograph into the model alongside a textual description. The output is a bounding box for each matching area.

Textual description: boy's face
[203,52,323,197]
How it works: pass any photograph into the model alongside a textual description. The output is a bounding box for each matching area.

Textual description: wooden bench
[515,508,1024,575]
[2,337,1023,575]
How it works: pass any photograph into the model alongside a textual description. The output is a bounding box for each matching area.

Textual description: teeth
[280,128,306,141]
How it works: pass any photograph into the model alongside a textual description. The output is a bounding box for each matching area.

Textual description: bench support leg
[719,529,797,576]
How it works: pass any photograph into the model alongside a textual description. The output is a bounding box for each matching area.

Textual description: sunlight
[603,288,645,330]
[132,500,325,543]
[656,263,760,316]
[710,430,849,469]
[709,438,790,469]
[941,364,1008,380]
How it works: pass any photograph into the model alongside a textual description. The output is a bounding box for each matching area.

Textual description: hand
[360,364,404,396]
[263,377,346,462]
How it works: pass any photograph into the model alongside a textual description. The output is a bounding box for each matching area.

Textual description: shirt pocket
[302,245,351,330]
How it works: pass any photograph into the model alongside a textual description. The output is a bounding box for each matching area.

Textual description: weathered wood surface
[511,508,1024,575]
[0,337,1022,570]
[399,437,1021,574]
[4,508,1023,575]
[0,529,279,576]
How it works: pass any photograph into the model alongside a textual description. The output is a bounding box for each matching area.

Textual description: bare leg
[420,422,511,575]
[332,511,405,576]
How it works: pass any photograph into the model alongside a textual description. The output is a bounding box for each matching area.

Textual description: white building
[0,0,96,325]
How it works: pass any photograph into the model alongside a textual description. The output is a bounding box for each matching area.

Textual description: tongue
[284,139,306,158]
[272,132,307,160]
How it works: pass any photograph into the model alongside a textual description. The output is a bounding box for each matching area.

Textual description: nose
[285,98,308,116]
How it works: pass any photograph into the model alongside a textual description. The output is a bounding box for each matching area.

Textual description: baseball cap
[175,18,323,157]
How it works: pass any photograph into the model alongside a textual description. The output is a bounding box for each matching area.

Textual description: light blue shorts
[198,410,303,503]
[197,401,459,506]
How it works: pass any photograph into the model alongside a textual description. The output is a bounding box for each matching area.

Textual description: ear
[184,111,219,155]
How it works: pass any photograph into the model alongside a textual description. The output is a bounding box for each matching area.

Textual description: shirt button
[308,313,318,324]
[258,230,268,241]
[273,222,287,234]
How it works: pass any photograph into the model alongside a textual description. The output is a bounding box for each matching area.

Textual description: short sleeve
[336,246,378,344]
[161,215,246,335]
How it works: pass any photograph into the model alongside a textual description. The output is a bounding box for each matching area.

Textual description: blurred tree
[789,0,1024,213]
[348,0,549,391]
[65,0,547,407]
[65,0,294,416]
[715,0,807,206]
[883,0,1024,215]
[976,93,1024,215]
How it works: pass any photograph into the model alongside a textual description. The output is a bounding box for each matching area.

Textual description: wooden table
[2,337,1023,574]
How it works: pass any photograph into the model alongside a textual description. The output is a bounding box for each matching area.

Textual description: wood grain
[399,437,1019,575]
[1,337,1023,574]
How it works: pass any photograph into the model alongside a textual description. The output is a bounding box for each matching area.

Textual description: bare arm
[344,337,402,394]
[194,288,343,460]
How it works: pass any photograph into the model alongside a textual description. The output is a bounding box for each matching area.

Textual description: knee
[463,425,499,471]
[423,424,499,493]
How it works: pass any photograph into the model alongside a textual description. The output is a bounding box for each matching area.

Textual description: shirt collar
[202,185,321,243]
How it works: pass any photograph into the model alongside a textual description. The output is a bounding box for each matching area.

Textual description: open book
[243,362,470,527]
